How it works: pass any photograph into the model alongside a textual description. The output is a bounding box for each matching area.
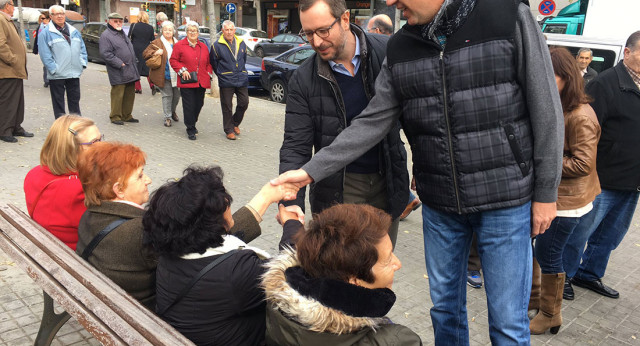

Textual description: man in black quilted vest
[274,0,564,343]
[278,0,409,247]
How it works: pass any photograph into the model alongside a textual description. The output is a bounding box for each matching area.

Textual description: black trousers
[219,86,248,134]
[180,87,205,135]
[0,78,25,136]
[49,78,81,119]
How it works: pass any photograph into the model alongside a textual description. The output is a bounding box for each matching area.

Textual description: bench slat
[0,204,194,345]
[0,229,126,345]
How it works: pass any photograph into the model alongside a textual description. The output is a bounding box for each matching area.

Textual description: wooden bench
[0,204,194,346]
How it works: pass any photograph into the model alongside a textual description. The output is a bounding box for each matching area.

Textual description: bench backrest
[0,204,194,345]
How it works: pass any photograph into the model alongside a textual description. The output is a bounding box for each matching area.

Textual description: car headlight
[248,71,255,76]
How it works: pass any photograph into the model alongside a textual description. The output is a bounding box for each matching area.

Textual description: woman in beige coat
[142,21,180,127]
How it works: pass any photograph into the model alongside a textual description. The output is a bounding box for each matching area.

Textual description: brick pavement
[0,57,639,345]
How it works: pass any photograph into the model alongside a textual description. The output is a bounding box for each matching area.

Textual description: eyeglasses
[79,134,104,146]
[69,127,104,145]
[299,16,342,43]
[51,13,65,16]
[367,27,379,33]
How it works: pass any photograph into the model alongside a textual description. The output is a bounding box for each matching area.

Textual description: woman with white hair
[169,21,212,140]
[143,21,181,127]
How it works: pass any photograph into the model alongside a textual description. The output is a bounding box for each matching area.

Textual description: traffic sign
[538,0,555,15]
[226,3,236,14]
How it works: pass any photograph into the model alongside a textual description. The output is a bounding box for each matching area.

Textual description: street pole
[254,0,261,31]
[206,0,215,34]
[16,0,25,45]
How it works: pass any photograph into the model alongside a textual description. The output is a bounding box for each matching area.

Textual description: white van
[545,33,625,74]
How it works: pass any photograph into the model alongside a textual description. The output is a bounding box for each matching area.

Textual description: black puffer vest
[280,25,409,219]
[387,0,533,214]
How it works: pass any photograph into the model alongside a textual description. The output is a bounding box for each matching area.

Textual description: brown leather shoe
[400,198,422,220]
[234,126,241,135]
[172,112,179,122]
[226,133,236,140]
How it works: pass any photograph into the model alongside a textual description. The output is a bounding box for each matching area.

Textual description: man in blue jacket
[38,5,87,119]
[210,20,248,140]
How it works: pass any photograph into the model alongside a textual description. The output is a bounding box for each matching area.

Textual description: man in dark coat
[210,20,249,140]
[274,0,563,343]
[563,31,640,300]
[100,12,140,125]
[0,0,33,143]
[577,47,598,85]
[279,0,409,247]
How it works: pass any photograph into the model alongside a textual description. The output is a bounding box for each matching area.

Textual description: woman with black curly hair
[142,165,301,346]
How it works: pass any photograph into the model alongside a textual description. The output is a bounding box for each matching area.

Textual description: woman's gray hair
[185,21,199,32]
[156,11,168,22]
[161,20,175,33]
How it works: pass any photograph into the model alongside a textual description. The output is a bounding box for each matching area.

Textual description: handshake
[248,168,311,226]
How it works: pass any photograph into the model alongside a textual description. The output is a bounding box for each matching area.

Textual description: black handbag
[180,71,198,84]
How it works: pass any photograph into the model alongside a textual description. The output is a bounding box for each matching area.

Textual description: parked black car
[245,47,263,90]
[254,33,305,58]
[82,22,130,63]
[260,45,314,103]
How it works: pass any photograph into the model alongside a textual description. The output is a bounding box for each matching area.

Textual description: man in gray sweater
[273,0,563,343]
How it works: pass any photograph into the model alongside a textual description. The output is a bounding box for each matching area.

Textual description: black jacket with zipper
[586,61,640,191]
[279,25,409,219]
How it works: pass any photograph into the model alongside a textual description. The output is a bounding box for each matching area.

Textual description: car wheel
[269,79,286,103]
[255,47,264,58]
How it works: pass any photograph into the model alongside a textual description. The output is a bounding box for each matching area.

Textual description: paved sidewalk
[0,58,639,345]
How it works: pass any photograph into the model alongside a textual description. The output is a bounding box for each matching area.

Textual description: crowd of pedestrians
[6,0,640,344]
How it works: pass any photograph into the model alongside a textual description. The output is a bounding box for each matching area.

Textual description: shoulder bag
[156,249,239,316]
[145,44,163,69]
[81,218,129,260]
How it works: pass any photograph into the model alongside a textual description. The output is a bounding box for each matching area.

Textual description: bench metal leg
[34,291,71,346]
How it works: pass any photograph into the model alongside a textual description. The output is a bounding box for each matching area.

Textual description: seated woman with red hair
[75,142,157,308]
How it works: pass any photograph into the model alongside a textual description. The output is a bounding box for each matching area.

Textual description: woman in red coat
[23,115,103,250]
[170,21,212,141]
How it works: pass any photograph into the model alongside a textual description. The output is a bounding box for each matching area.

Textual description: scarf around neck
[160,35,177,86]
[421,0,477,46]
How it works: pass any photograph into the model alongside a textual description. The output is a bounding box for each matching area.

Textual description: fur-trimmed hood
[261,248,395,335]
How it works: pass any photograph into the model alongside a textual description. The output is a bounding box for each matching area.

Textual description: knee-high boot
[528,257,541,319]
[530,272,565,335]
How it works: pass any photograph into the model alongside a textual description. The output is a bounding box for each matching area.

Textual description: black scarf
[285,266,396,318]
[420,0,477,46]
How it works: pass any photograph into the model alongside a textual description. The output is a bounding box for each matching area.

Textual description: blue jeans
[422,202,532,345]
[535,216,581,274]
[562,189,639,280]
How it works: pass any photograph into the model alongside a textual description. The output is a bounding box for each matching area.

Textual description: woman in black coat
[129,11,156,94]
[143,165,302,346]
